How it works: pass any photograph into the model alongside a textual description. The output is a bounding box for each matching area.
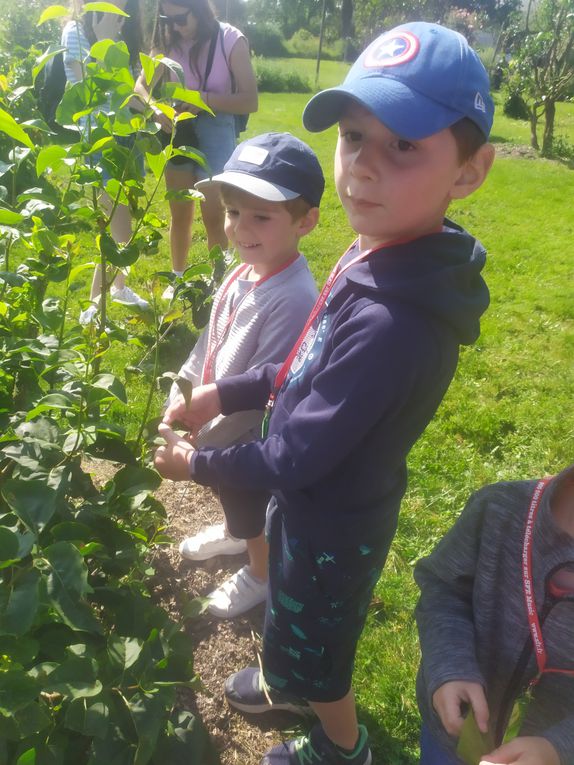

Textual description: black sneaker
[261,723,372,764]
[224,667,313,717]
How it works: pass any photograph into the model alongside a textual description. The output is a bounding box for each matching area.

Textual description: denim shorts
[261,499,391,702]
[168,111,236,178]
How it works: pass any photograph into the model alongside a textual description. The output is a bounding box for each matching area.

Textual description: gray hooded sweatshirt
[415,465,574,765]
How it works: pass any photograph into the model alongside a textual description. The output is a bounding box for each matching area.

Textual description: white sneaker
[207,566,267,618]
[79,304,99,325]
[161,284,175,300]
[111,285,150,309]
[178,523,247,561]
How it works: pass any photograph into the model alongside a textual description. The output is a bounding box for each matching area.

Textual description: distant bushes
[247,23,346,62]
[247,22,289,57]
[253,57,312,93]
[285,29,345,60]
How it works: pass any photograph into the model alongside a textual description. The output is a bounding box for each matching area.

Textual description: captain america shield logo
[364,31,420,68]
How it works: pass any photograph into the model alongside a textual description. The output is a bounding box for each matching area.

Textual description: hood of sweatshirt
[344,219,489,345]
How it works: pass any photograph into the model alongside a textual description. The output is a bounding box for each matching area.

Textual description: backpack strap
[201,23,220,90]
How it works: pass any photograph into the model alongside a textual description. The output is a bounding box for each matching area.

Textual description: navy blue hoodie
[190,222,490,546]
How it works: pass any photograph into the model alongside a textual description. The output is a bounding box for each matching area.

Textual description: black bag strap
[201,23,220,90]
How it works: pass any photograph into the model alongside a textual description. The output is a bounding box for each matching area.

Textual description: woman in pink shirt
[138,0,258,297]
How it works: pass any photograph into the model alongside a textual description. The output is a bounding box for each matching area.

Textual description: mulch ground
[151,478,306,765]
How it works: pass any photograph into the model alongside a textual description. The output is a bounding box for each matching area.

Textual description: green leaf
[0,527,20,562]
[11,701,52,737]
[145,150,167,180]
[83,2,129,16]
[0,208,24,225]
[0,635,39,665]
[129,693,165,765]
[0,670,41,715]
[456,708,495,765]
[139,53,158,88]
[112,465,161,496]
[156,55,185,86]
[0,108,34,150]
[65,698,109,739]
[15,749,35,765]
[69,262,96,284]
[91,374,128,404]
[41,657,102,699]
[36,146,68,177]
[39,542,103,634]
[1,479,57,535]
[37,5,68,25]
[0,569,41,636]
[32,46,66,84]
[107,635,144,672]
[175,377,193,408]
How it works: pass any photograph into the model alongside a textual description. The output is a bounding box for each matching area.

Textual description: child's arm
[415,489,490,722]
[481,736,560,765]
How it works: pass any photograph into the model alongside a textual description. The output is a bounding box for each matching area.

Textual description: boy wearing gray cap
[167,132,323,619]
[156,22,495,765]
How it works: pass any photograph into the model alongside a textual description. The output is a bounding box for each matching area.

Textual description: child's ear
[450,143,495,200]
[297,206,320,236]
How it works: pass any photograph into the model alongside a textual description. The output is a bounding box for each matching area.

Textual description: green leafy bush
[245,21,288,58]
[253,57,312,93]
[503,91,530,120]
[0,6,229,763]
[285,29,344,61]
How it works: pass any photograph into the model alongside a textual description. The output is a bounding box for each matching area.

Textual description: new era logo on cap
[474,91,486,114]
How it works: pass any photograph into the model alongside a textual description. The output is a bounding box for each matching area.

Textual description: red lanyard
[264,241,377,411]
[202,254,300,384]
[522,478,574,685]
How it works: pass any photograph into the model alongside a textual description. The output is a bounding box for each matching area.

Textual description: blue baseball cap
[196,132,325,208]
[303,22,494,139]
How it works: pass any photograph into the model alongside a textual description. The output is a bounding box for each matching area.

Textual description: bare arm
[203,38,258,115]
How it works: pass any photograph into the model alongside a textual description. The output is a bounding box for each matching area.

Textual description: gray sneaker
[224,667,313,717]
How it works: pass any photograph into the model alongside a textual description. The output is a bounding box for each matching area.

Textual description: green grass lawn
[50,86,573,762]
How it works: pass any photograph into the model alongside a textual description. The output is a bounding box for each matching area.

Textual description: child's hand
[163,383,222,438]
[480,736,560,765]
[154,423,195,481]
[433,680,489,737]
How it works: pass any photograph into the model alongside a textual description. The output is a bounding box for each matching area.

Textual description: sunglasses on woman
[159,9,192,26]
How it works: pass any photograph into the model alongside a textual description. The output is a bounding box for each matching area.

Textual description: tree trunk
[529,108,540,151]
[541,99,556,156]
[342,0,353,38]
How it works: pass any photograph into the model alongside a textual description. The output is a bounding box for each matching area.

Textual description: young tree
[505,0,574,155]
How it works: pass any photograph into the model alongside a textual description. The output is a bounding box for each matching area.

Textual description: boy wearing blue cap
[166,132,323,618]
[155,22,495,765]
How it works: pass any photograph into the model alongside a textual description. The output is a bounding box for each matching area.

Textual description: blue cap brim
[303,76,465,140]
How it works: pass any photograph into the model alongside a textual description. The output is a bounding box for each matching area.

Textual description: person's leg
[199,183,227,252]
[165,163,197,273]
[205,488,269,618]
[309,690,358,751]
[245,531,268,582]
